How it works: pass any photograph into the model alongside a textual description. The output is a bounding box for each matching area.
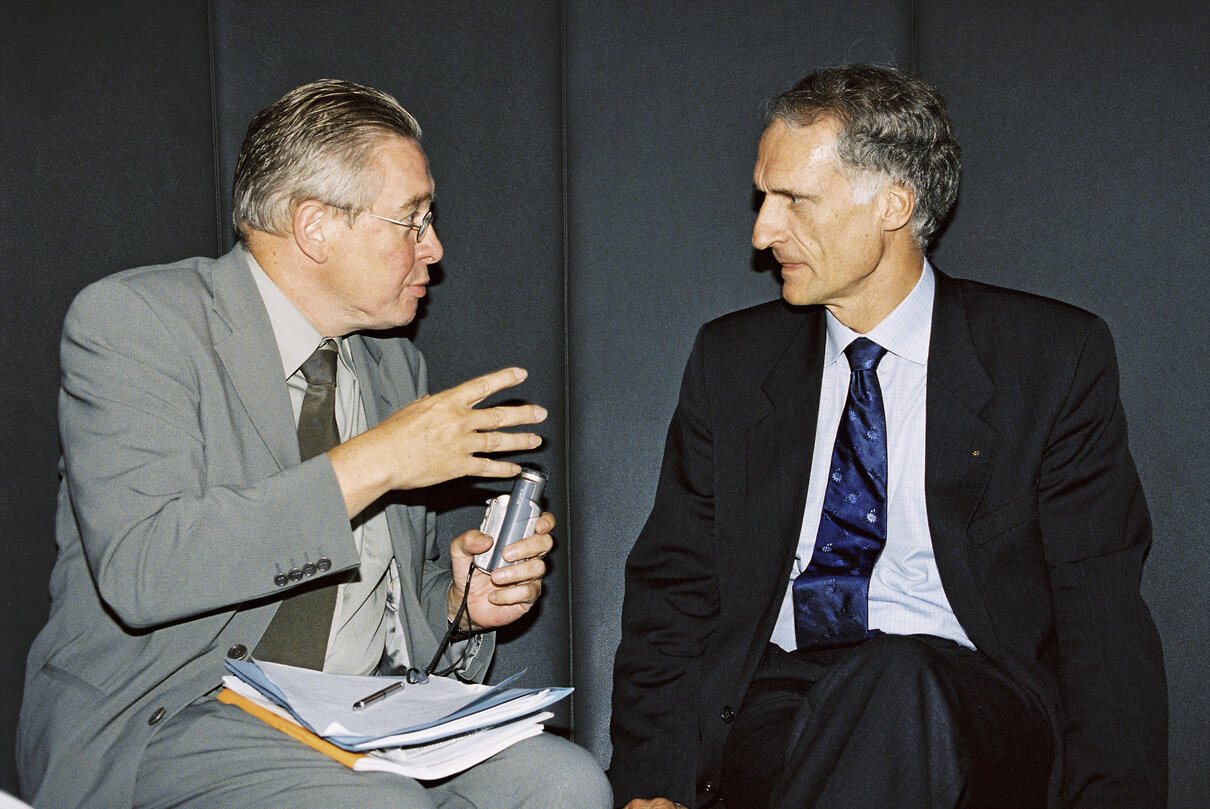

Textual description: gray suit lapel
[349,336,417,426]
[209,249,299,470]
[348,335,431,605]
[205,249,304,646]
[925,271,1000,644]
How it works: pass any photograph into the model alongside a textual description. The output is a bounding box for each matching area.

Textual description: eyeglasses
[331,205,433,242]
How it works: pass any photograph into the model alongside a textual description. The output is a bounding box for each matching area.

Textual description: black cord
[421,563,477,678]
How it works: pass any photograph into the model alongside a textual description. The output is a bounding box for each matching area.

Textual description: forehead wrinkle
[755,160,826,199]
[761,121,844,174]
[757,142,842,198]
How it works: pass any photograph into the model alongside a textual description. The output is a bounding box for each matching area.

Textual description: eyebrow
[393,191,434,215]
[755,184,815,200]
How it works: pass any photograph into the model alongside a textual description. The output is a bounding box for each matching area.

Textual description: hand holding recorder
[447,469,554,633]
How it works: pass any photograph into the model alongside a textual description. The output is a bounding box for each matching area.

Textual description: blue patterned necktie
[793,337,888,649]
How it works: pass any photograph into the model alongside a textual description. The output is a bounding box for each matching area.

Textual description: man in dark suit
[18,80,611,809]
[609,64,1166,809]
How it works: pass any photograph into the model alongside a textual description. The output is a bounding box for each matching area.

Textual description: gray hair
[232,79,422,241]
[765,64,961,248]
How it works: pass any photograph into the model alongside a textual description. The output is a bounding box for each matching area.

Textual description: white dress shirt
[770,261,974,651]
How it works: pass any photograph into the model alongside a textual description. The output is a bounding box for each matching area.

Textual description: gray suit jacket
[17,248,493,809]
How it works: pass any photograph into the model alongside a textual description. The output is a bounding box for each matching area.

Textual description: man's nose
[752,199,781,251]
[421,225,444,263]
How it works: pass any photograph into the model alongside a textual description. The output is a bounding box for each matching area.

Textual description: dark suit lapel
[926,271,1000,644]
[744,309,826,623]
[210,249,299,470]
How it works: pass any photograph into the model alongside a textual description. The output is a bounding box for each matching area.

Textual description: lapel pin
[971,450,981,457]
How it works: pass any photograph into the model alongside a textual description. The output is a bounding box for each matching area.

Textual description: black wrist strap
[423,564,477,677]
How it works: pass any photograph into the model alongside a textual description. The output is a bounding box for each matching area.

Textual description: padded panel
[563,0,913,766]
[3,1,1205,799]
[0,0,216,794]
[916,3,1209,805]
[209,0,570,723]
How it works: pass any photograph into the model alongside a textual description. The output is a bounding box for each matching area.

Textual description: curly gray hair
[765,64,961,248]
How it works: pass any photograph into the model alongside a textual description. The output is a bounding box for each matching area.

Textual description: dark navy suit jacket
[609,270,1166,808]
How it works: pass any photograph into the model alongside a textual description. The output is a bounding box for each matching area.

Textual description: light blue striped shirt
[770,260,974,651]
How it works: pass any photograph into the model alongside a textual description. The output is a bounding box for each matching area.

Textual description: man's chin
[392,307,419,329]
[777,268,818,306]
[780,285,817,307]
[361,303,419,332]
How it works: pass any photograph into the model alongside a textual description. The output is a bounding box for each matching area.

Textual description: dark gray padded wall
[564,0,914,767]
[209,0,571,723]
[916,3,1210,805]
[0,1,216,793]
[4,0,1207,801]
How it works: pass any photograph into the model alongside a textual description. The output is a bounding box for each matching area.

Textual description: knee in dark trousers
[722,636,1051,809]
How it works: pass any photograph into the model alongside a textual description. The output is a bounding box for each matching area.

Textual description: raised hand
[328,367,546,517]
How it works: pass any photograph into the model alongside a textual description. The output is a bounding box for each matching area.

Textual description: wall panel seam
[909,0,919,74]
[206,0,223,258]
[558,0,576,736]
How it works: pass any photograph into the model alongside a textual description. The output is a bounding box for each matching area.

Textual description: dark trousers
[719,634,1052,809]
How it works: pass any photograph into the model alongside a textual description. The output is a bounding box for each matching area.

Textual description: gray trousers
[133,694,612,809]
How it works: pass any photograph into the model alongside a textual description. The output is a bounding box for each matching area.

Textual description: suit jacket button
[273,573,289,587]
[302,562,317,577]
[227,644,248,660]
[288,567,304,582]
[720,705,735,723]
[148,707,166,726]
[316,557,332,572]
[705,781,717,793]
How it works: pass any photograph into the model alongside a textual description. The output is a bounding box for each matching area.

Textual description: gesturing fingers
[448,372,547,473]
[449,366,530,407]
[332,366,550,512]
[436,369,547,456]
[476,427,543,455]
[466,403,548,431]
[358,366,552,492]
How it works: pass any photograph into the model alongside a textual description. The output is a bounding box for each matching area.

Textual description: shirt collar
[824,258,935,368]
[244,246,343,379]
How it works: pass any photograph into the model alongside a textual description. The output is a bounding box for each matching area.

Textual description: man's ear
[880,182,915,234]
[293,200,332,263]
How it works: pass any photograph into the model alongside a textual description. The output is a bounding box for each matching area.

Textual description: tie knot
[299,340,338,387]
[845,337,886,372]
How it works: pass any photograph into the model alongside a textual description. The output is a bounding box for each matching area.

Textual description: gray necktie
[253,340,342,669]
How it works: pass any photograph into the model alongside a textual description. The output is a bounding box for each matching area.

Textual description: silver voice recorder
[473,468,548,572]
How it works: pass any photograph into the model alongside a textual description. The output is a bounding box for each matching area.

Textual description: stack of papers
[221,658,572,779]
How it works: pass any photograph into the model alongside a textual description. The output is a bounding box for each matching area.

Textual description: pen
[351,679,404,711]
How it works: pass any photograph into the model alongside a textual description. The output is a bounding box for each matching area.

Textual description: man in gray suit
[17,79,611,809]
